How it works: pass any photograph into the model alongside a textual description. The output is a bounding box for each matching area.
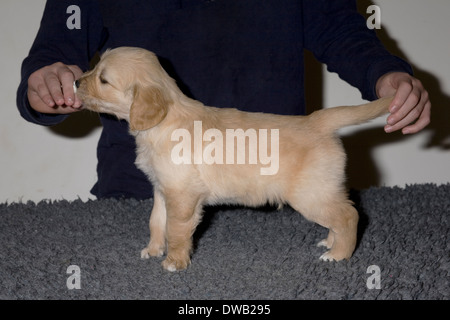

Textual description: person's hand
[27,62,84,114]
[376,72,431,134]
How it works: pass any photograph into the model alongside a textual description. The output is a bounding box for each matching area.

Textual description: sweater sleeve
[303,0,413,101]
[16,0,106,126]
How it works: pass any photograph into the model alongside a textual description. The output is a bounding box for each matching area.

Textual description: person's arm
[303,0,430,133]
[16,0,106,126]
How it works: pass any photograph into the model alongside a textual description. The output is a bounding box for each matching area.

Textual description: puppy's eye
[99,75,109,85]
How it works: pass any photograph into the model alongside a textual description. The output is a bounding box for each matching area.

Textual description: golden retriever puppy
[76,47,393,271]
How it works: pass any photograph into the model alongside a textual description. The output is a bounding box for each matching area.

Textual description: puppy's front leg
[141,190,166,258]
[162,194,203,272]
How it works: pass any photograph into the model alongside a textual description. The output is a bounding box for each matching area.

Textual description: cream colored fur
[77,47,393,271]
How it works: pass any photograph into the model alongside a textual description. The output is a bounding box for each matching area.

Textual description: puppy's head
[76,47,172,131]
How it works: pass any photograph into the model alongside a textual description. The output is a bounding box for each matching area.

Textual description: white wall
[1,0,100,202]
[1,0,449,203]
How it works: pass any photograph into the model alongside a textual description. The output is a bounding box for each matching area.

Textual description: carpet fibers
[0,184,448,300]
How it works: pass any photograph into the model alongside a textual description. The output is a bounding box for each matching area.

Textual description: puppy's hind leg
[288,140,358,261]
[317,229,334,249]
[288,191,358,262]
[141,189,167,258]
[317,202,358,262]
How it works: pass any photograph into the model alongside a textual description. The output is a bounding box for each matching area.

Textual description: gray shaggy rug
[0,184,448,300]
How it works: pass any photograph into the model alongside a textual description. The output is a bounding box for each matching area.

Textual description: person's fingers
[67,65,84,108]
[45,71,65,106]
[34,80,55,108]
[388,79,413,113]
[400,99,431,135]
[58,64,83,106]
[385,90,430,134]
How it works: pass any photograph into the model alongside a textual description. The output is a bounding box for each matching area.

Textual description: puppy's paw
[140,248,152,259]
[319,249,351,262]
[317,239,332,249]
[140,244,165,259]
[319,251,337,262]
[162,256,190,272]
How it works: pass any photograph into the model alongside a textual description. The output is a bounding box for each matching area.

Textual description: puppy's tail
[309,96,393,134]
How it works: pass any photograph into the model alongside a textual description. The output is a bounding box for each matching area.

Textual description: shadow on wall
[49,110,101,138]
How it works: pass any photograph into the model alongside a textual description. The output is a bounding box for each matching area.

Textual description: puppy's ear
[129,86,170,131]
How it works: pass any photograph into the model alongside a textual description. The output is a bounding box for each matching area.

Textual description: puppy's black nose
[75,80,80,88]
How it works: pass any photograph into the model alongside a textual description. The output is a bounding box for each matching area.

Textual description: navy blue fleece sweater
[17,0,412,199]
